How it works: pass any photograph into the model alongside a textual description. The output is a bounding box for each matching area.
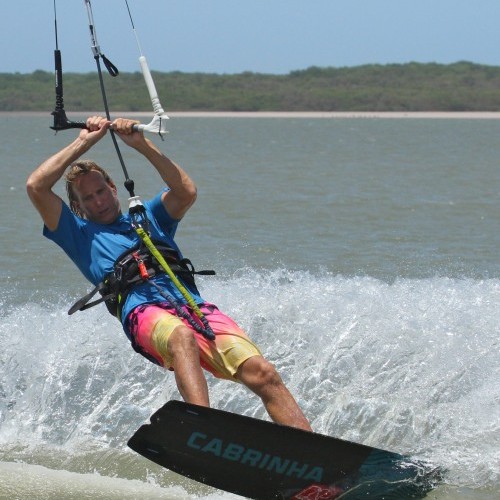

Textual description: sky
[3,0,500,75]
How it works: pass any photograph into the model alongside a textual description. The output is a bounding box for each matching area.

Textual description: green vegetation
[2,62,500,112]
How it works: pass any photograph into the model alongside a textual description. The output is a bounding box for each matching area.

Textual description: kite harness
[68,235,216,341]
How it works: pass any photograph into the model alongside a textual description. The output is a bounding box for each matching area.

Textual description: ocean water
[0,115,498,499]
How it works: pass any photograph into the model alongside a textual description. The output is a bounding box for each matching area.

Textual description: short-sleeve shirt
[43,190,204,338]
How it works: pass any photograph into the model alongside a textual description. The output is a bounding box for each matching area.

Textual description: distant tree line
[1,61,500,112]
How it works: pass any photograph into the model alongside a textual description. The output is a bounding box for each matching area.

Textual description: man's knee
[167,326,199,358]
[238,356,283,390]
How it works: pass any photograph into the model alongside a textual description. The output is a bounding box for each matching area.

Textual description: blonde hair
[65,160,115,217]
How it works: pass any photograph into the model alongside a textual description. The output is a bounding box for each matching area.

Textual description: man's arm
[113,118,197,220]
[26,117,110,231]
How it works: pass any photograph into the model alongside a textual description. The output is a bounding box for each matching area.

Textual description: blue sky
[4,0,500,74]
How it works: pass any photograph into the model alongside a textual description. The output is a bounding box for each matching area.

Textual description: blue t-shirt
[44,190,204,337]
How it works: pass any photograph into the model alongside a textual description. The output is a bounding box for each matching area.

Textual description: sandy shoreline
[3,111,500,119]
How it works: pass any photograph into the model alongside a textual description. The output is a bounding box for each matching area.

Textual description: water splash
[1,270,498,495]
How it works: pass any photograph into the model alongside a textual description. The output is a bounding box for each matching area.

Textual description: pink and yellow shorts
[127,302,262,381]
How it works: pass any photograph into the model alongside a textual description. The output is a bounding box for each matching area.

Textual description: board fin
[128,401,441,499]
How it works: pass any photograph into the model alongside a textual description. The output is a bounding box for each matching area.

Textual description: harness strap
[68,281,112,315]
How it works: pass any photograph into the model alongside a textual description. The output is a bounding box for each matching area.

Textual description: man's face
[73,170,121,224]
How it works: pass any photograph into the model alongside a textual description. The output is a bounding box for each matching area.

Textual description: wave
[1,270,499,496]
[0,459,237,500]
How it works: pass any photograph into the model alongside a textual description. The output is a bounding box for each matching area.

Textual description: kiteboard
[128,401,441,499]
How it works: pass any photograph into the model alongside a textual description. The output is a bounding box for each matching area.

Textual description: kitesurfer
[27,116,312,432]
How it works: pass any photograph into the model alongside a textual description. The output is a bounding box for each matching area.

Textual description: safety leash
[134,224,216,341]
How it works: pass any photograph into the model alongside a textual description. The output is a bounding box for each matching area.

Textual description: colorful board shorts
[127,302,262,381]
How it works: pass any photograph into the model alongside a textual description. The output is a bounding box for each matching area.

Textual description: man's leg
[236,356,312,432]
[167,325,210,407]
